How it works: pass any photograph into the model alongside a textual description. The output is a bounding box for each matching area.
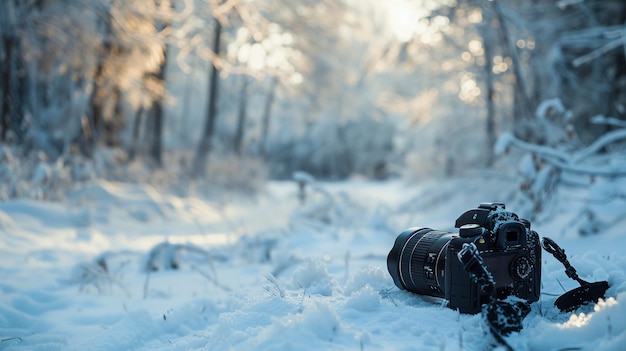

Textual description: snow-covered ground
[1,176,625,351]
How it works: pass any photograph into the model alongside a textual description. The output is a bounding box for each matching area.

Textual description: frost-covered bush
[0,144,95,201]
[202,154,268,194]
[493,99,581,217]
[400,102,493,179]
[267,114,395,180]
[495,98,626,226]
[230,233,279,264]
[290,171,380,228]
[0,141,268,201]
[144,241,216,272]
[71,251,134,295]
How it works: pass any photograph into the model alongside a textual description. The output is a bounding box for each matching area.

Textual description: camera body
[387,203,541,314]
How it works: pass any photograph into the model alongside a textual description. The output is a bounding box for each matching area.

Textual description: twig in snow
[143,270,151,299]
[1,337,23,344]
[262,273,285,298]
[344,251,350,282]
[191,264,231,291]
[379,288,398,307]
[299,288,307,313]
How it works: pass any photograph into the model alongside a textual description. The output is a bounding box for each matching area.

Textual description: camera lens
[387,228,455,297]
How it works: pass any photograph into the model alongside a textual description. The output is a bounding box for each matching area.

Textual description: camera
[387,202,541,314]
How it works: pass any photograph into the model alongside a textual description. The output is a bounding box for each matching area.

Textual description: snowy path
[1,178,625,350]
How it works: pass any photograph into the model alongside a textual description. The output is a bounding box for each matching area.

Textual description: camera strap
[457,237,611,350]
[457,243,530,351]
[541,237,610,312]
[484,299,530,351]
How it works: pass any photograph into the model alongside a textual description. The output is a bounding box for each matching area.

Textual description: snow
[1,177,626,351]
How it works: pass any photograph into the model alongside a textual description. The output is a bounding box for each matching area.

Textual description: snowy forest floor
[1,175,625,351]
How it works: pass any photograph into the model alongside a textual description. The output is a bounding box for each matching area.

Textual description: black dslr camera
[387,202,541,314]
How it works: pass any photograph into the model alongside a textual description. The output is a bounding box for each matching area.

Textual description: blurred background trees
[1,0,625,193]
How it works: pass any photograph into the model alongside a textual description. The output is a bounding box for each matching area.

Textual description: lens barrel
[387,228,455,297]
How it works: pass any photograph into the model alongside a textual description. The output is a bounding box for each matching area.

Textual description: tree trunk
[102,87,123,147]
[1,35,12,142]
[86,11,115,156]
[151,101,164,166]
[607,5,626,121]
[260,77,278,159]
[180,58,194,148]
[3,35,26,143]
[234,75,249,156]
[147,1,173,167]
[88,86,101,154]
[0,3,5,138]
[492,1,532,125]
[128,107,144,161]
[150,45,168,167]
[1,2,26,143]
[192,16,222,178]
[482,23,496,167]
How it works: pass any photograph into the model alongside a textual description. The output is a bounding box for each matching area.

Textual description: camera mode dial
[510,256,532,280]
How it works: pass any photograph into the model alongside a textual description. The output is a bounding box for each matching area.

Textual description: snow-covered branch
[494,132,570,163]
[572,36,625,67]
[495,130,626,176]
[572,128,626,164]
[591,115,626,128]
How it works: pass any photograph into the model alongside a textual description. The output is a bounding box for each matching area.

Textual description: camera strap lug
[541,237,610,312]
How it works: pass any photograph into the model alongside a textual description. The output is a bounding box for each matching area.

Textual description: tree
[0,0,172,160]
[84,1,171,155]
[0,1,28,143]
[390,0,625,176]
[233,75,249,155]
[259,77,277,159]
[188,0,355,176]
[478,0,626,143]
[147,0,174,167]
[192,14,223,178]
[480,18,497,167]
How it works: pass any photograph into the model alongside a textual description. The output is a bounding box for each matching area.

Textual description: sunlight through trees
[0,0,625,189]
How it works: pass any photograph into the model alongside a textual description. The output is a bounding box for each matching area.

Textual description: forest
[2,1,626,350]
[1,0,624,202]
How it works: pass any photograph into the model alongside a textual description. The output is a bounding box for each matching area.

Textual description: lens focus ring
[407,231,440,292]
[388,228,453,298]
